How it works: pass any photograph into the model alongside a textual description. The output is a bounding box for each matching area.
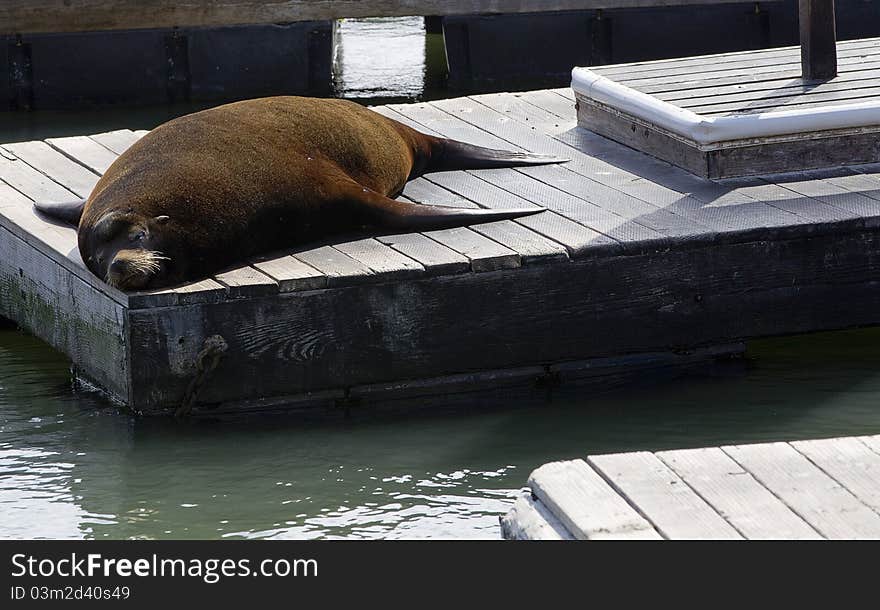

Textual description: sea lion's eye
[131,230,146,242]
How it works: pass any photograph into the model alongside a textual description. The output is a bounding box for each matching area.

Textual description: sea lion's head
[80,210,175,291]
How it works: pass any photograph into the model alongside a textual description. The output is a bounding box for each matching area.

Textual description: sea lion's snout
[81,210,175,291]
[105,249,169,290]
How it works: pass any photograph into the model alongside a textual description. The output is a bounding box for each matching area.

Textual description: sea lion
[35,96,563,291]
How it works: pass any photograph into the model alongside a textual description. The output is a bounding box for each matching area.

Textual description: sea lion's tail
[431,139,568,172]
[363,195,545,232]
[34,199,86,225]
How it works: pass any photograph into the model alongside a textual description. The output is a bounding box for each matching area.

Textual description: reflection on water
[333,17,428,101]
[3,324,880,540]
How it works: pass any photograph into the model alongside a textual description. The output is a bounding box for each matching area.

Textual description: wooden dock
[4,42,880,414]
[575,37,880,178]
[501,434,880,539]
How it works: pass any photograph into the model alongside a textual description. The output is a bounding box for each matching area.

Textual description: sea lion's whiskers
[106,250,170,286]
[129,250,170,275]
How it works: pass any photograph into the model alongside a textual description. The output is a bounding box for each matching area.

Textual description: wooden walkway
[3,72,880,413]
[501,434,880,539]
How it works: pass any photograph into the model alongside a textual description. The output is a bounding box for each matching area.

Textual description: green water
[3,18,880,539]
[4,324,880,539]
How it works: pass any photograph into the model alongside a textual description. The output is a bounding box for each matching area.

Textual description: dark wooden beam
[2,0,786,35]
[799,0,838,80]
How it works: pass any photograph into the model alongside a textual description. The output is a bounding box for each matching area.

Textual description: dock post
[424,16,449,90]
[590,10,613,66]
[799,0,837,80]
[8,36,34,110]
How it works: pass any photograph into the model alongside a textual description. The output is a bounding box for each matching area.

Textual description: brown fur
[74,96,559,290]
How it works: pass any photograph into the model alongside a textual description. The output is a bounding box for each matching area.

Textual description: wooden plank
[723,442,880,539]
[500,493,575,540]
[1,0,786,34]
[513,91,810,227]
[792,437,880,515]
[656,70,880,103]
[392,100,666,244]
[380,106,594,259]
[0,147,80,203]
[705,131,880,179]
[481,91,736,221]
[375,109,571,267]
[334,238,426,280]
[293,246,375,286]
[422,226,520,272]
[859,435,880,456]
[670,77,880,110]
[374,232,470,277]
[715,177,857,226]
[597,43,865,84]
[608,48,871,88]
[800,0,838,80]
[2,140,99,198]
[252,254,328,292]
[767,171,880,221]
[527,459,662,540]
[128,278,228,309]
[391,196,523,272]
[806,169,880,217]
[421,173,593,259]
[213,265,279,298]
[0,207,77,267]
[657,447,822,539]
[46,135,118,174]
[125,227,880,411]
[398,186,522,271]
[0,179,80,258]
[594,38,878,79]
[465,219,570,264]
[89,129,143,155]
[588,451,742,539]
[514,92,872,226]
[0,223,129,402]
[693,87,880,115]
[573,92,880,180]
[629,59,880,96]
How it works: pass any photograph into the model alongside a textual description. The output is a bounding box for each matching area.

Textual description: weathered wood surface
[507,435,880,539]
[4,83,880,411]
[2,0,784,34]
[590,37,877,115]
[581,38,880,177]
[588,451,742,539]
[528,460,662,539]
[499,494,574,541]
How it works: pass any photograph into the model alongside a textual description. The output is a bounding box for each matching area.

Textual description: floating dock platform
[501,434,880,539]
[3,40,880,415]
[574,37,880,177]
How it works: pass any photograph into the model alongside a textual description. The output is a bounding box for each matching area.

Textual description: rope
[175,334,228,418]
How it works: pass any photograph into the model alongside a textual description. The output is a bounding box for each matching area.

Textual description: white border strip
[572,67,880,146]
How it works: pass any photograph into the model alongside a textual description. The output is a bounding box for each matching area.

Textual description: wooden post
[799,0,837,80]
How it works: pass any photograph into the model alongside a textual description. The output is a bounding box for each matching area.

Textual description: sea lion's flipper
[349,186,545,232]
[430,139,568,172]
[34,199,86,225]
